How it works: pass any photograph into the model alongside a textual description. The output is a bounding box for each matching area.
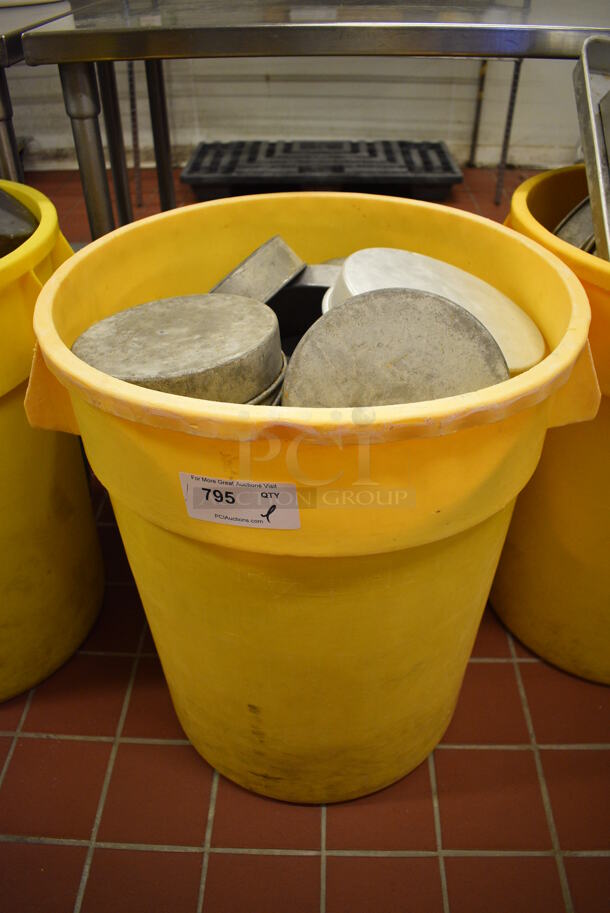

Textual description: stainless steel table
[0,1,81,181]
[21,1,610,238]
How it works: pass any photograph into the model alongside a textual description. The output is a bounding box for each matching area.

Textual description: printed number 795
[200,487,236,504]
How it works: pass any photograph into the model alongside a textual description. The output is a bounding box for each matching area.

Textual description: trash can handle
[547,340,600,428]
[25,344,80,435]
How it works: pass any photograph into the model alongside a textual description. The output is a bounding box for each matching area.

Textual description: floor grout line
[428,754,451,913]
[72,621,147,913]
[0,730,186,745]
[3,729,607,750]
[0,690,36,792]
[0,835,91,848]
[320,806,327,913]
[508,635,575,913]
[1,832,607,858]
[536,744,610,751]
[205,847,325,857]
[438,743,532,751]
[0,732,115,743]
[0,732,191,745]
[325,849,555,858]
[115,736,191,746]
[196,770,220,913]
[438,743,610,751]
[96,841,202,853]
[562,850,610,858]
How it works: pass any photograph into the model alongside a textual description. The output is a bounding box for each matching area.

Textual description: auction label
[180,473,300,529]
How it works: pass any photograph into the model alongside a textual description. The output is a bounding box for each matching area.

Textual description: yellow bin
[492,165,610,684]
[0,180,103,702]
[25,193,599,802]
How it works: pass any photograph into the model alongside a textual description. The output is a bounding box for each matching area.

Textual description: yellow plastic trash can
[492,165,610,684]
[25,192,599,802]
[0,180,103,702]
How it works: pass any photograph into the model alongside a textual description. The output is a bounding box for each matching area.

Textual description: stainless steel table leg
[127,61,142,207]
[145,59,175,210]
[97,60,133,225]
[495,59,523,205]
[0,68,24,182]
[467,60,488,168]
[60,61,115,239]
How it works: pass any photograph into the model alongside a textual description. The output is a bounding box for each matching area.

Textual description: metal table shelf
[20,1,610,237]
[0,1,89,182]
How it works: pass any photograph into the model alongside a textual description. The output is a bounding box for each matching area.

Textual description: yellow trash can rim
[1,180,70,398]
[509,165,610,292]
[28,192,599,442]
[0,180,61,292]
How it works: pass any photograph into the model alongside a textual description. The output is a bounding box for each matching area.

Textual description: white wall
[4,0,605,172]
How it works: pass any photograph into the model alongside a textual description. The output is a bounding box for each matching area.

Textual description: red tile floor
[1,167,609,912]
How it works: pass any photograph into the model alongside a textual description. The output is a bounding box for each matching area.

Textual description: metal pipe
[97,60,133,225]
[127,60,142,207]
[495,59,523,205]
[145,59,175,210]
[0,68,24,182]
[467,60,488,168]
[60,62,115,238]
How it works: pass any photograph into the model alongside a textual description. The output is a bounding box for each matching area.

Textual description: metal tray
[573,36,610,260]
